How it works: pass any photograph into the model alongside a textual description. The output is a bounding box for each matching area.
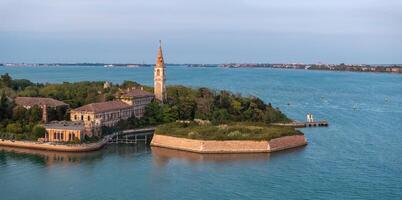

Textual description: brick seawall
[151,134,307,153]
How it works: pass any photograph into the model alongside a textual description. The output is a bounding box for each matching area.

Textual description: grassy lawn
[155,122,303,141]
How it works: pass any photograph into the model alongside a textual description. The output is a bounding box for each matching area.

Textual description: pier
[107,127,155,144]
[304,121,328,127]
[272,114,328,128]
[271,121,328,128]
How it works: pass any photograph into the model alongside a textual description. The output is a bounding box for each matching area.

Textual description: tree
[0,91,12,120]
[176,98,196,120]
[12,106,28,121]
[10,79,34,90]
[0,73,12,87]
[32,125,46,139]
[28,105,42,122]
[162,104,177,123]
[6,123,23,134]
[211,109,230,124]
[143,101,163,125]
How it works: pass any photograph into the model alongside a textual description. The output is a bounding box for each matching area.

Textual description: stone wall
[268,135,307,152]
[151,134,307,153]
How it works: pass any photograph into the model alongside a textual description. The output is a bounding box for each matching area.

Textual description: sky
[0,0,401,64]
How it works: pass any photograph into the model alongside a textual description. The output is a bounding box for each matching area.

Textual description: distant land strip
[1,63,401,74]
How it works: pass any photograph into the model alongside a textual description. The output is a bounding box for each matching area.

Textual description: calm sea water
[1,65,402,200]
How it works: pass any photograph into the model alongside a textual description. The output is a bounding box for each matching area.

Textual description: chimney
[42,105,48,123]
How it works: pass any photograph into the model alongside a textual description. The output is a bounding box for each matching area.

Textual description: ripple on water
[0,66,401,200]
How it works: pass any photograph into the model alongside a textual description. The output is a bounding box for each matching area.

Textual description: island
[0,43,308,153]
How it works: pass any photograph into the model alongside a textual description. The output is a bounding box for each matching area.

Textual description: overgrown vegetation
[0,73,292,141]
[155,122,302,140]
[139,86,291,125]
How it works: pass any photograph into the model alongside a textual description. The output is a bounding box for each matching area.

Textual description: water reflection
[152,147,272,167]
[0,144,150,167]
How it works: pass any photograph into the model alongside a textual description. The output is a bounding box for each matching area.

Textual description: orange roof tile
[121,89,154,99]
[71,101,131,113]
[15,97,68,107]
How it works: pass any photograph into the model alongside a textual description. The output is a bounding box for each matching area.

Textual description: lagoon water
[1,65,402,199]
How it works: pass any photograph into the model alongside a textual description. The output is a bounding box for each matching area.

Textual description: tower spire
[156,40,164,67]
[154,41,166,103]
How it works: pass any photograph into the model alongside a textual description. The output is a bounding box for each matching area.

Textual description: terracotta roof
[121,89,154,99]
[15,97,68,107]
[71,101,131,113]
[44,121,84,131]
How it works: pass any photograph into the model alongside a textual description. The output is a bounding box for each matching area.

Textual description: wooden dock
[304,121,328,127]
[271,120,328,128]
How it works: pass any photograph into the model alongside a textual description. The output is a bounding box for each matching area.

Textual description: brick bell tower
[154,40,166,103]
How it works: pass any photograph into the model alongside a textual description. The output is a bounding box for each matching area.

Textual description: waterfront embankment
[0,128,154,152]
[151,134,307,153]
[0,139,108,152]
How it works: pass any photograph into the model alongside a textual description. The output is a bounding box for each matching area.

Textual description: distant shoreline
[1,63,401,74]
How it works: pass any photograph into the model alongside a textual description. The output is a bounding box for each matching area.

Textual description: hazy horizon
[1,0,401,64]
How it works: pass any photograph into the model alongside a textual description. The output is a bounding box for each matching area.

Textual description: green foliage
[143,101,164,125]
[10,79,35,91]
[0,91,13,120]
[164,86,290,124]
[12,80,121,108]
[31,125,46,139]
[47,106,68,121]
[0,74,292,141]
[6,123,23,134]
[28,105,42,122]
[156,122,302,141]
[0,73,12,88]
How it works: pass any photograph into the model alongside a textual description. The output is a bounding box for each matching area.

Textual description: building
[103,81,111,89]
[15,97,68,122]
[118,88,155,117]
[44,121,85,142]
[306,113,314,123]
[70,101,134,136]
[70,88,154,136]
[48,41,165,139]
[154,40,166,103]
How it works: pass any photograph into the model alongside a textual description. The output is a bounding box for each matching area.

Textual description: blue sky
[0,0,401,64]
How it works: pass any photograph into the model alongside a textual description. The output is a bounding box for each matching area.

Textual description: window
[74,115,77,120]
[157,69,160,76]
[61,133,64,140]
[88,116,91,121]
[54,133,57,139]
[81,115,84,120]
